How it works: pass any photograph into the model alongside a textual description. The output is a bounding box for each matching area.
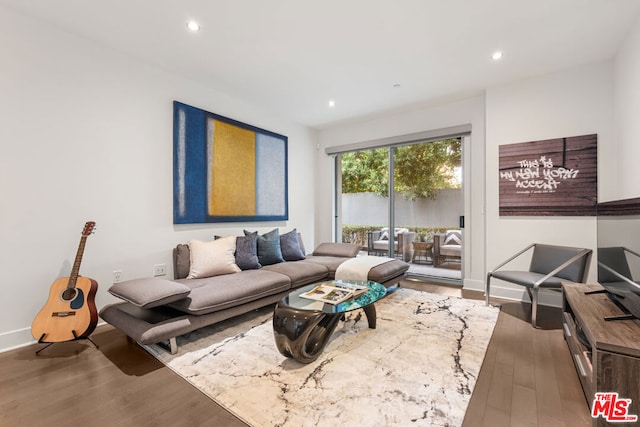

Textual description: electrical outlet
[113,270,123,283]
[153,263,166,277]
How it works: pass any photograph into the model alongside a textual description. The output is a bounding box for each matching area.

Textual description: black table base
[273,302,376,364]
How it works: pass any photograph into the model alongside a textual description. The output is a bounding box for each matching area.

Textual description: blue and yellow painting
[173,101,288,223]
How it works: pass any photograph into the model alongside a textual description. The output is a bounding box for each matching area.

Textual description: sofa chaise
[99,230,409,354]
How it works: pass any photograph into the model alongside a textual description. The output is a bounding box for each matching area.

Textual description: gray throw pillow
[280,228,305,261]
[175,244,191,279]
[245,228,285,266]
[235,232,261,270]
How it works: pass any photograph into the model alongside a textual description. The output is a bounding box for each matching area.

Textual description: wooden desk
[562,282,640,426]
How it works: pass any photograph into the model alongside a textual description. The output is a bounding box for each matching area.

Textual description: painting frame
[498,134,597,216]
[173,101,288,224]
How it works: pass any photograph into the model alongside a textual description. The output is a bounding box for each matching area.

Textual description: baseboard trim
[487,284,563,308]
[0,327,35,353]
[0,321,108,354]
[462,278,484,292]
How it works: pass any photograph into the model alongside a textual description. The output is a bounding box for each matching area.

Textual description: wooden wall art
[498,134,597,216]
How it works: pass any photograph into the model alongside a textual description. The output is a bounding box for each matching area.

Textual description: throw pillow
[174,243,191,279]
[297,232,306,256]
[188,236,241,279]
[235,232,261,270]
[443,230,462,246]
[245,228,285,266]
[108,278,191,309]
[280,228,305,261]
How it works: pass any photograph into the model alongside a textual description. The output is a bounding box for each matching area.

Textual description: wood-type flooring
[0,280,591,426]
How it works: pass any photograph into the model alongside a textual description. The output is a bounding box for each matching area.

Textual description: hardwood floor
[0,281,591,427]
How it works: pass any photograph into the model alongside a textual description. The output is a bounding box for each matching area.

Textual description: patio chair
[367,228,416,262]
[486,243,592,328]
[433,230,462,267]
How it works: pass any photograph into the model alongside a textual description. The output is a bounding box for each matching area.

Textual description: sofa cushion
[304,255,350,279]
[280,228,305,261]
[108,278,191,309]
[169,270,291,315]
[312,242,360,258]
[235,232,261,270]
[440,245,462,257]
[262,260,328,287]
[188,237,241,279]
[246,228,285,266]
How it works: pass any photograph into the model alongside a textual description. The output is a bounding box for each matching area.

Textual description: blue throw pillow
[280,228,305,261]
[235,232,261,270]
[244,229,285,266]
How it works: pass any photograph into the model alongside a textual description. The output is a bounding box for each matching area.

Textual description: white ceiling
[3,0,640,129]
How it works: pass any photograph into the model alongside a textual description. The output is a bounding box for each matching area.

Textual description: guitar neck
[67,235,88,290]
[66,221,95,290]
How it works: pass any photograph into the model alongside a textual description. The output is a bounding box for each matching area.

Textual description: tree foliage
[341,148,389,196]
[341,138,461,200]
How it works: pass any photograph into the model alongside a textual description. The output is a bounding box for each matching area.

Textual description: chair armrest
[598,262,640,288]
[623,247,640,259]
[433,233,443,255]
[489,243,536,274]
[368,231,382,240]
[367,231,382,251]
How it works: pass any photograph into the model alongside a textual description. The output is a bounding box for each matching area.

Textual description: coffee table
[272,280,386,363]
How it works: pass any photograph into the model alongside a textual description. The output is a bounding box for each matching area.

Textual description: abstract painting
[173,101,288,223]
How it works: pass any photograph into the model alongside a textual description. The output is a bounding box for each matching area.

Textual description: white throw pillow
[188,236,241,279]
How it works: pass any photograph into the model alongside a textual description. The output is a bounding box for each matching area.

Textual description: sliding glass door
[337,138,463,284]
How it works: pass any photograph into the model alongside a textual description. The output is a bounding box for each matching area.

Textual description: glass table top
[282,280,387,314]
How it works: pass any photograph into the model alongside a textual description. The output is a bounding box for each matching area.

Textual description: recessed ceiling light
[328,100,336,107]
[187,21,200,32]
[492,51,503,60]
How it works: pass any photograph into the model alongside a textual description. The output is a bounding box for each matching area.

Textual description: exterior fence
[340,189,462,247]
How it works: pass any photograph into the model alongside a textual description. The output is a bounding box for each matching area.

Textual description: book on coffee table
[299,282,368,304]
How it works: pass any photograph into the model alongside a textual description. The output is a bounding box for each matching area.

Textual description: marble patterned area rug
[145,288,499,427]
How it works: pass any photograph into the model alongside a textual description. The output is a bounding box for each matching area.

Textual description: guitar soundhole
[61,288,78,302]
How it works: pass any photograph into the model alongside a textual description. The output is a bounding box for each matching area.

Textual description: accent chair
[486,243,592,328]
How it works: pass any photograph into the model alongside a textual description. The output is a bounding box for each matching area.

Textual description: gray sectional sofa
[99,235,409,354]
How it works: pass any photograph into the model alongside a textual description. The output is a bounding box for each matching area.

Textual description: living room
[2,1,640,425]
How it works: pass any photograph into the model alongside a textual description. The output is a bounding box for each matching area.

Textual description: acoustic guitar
[31,221,98,343]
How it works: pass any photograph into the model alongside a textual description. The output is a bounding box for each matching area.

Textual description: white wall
[0,7,317,351]
[317,96,486,292]
[613,15,640,201]
[485,62,613,305]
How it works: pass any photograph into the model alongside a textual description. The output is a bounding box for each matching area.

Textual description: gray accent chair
[597,246,640,319]
[486,243,592,328]
[598,246,640,286]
